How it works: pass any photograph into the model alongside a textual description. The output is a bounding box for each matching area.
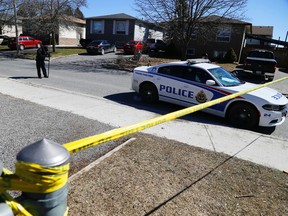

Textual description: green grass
[0,47,86,59]
[0,45,9,51]
[49,48,86,57]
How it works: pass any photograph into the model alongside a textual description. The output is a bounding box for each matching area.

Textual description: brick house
[85,13,164,48]
[186,15,252,62]
[246,26,273,46]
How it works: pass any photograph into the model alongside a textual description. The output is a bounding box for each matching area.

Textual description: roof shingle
[86,13,137,20]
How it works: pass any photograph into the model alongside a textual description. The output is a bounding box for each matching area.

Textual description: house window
[113,20,129,35]
[216,27,231,42]
[213,50,226,59]
[187,48,195,57]
[91,20,104,34]
[191,28,198,40]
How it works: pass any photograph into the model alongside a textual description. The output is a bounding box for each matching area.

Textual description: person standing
[36,45,49,78]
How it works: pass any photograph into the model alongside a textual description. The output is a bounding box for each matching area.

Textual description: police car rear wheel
[228,103,258,129]
[140,83,158,103]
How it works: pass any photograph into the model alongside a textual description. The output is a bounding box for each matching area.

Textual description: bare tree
[0,0,15,34]
[0,0,24,53]
[19,0,87,52]
[135,0,247,60]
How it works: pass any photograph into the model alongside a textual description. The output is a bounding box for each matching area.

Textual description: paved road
[1,53,288,139]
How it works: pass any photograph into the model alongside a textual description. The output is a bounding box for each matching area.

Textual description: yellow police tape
[0,161,69,193]
[1,162,69,215]
[64,76,288,153]
[1,192,33,216]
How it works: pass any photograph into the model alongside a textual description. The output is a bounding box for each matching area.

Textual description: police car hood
[229,82,288,105]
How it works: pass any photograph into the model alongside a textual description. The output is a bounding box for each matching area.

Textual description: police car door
[187,67,215,106]
[157,65,194,106]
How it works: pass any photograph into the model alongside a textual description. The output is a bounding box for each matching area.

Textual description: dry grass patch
[68,134,288,215]
[107,55,239,72]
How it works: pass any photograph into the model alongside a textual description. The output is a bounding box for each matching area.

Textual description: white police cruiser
[131,59,288,129]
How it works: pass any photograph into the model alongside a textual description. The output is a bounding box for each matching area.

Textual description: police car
[131,59,288,129]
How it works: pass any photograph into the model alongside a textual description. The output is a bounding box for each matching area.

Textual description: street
[1,53,288,139]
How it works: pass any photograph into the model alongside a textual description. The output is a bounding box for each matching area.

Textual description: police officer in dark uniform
[36,45,49,78]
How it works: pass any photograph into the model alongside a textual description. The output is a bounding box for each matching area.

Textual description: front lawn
[49,47,86,57]
[106,55,238,72]
[0,45,10,51]
[0,47,86,59]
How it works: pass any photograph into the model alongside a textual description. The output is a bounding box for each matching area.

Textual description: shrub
[224,48,237,63]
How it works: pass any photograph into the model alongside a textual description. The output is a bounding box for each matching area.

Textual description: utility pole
[13,0,19,54]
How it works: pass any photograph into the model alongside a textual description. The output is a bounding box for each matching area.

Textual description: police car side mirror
[206,80,216,86]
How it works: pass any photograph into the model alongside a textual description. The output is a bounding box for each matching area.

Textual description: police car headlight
[262,104,285,111]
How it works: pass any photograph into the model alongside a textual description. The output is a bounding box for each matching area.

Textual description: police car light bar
[187,58,211,64]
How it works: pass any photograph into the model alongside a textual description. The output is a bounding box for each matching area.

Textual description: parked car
[8,36,42,50]
[131,59,288,129]
[123,40,144,54]
[86,40,116,55]
[149,40,167,52]
[0,35,10,45]
[79,38,92,48]
[243,50,277,81]
[143,38,164,53]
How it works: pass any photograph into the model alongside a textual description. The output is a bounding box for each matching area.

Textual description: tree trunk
[180,42,188,61]
[13,0,19,54]
[52,31,56,52]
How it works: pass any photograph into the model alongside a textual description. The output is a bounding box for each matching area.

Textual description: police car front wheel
[228,103,259,129]
[140,83,158,103]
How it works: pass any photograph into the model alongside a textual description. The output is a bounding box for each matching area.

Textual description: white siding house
[134,21,164,41]
[58,17,86,46]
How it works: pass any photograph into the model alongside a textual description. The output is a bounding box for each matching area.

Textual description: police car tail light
[262,104,286,111]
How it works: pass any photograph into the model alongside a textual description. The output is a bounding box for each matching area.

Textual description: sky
[81,0,288,41]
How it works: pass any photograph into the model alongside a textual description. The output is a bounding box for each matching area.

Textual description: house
[246,26,273,46]
[0,13,23,37]
[57,16,86,46]
[14,16,86,46]
[186,15,252,62]
[85,13,164,48]
[242,26,288,67]
[1,13,85,46]
[22,16,86,46]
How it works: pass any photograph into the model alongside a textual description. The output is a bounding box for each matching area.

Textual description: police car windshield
[208,67,242,87]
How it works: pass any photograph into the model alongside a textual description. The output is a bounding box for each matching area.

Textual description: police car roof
[152,60,220,69]
[193,62,220,70]
[187,58,211,64]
